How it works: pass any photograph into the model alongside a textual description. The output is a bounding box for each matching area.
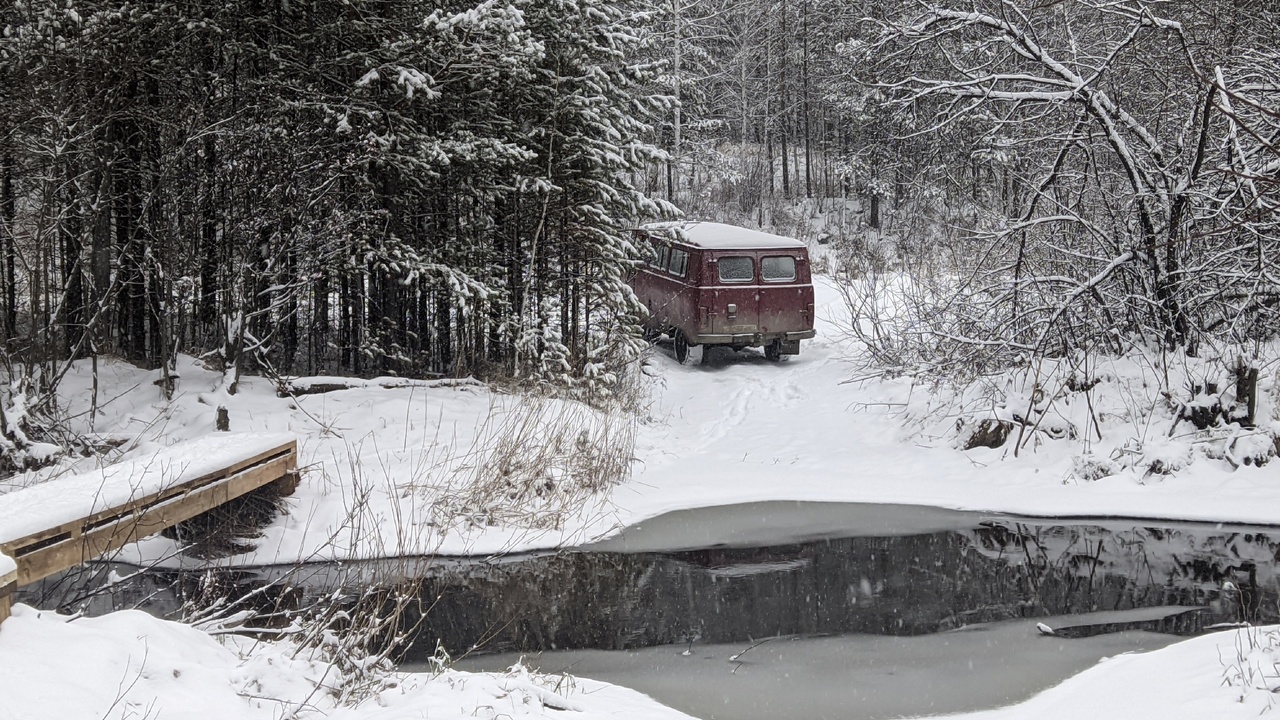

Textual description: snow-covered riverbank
[0,604,697,720]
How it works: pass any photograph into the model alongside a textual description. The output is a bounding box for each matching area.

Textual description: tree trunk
[670,0,682,204]
[311,268,330,375]
[280,245,298,375]
[435,288,452,375]
[199,134,220,332]
[801,0,812,199]
[0,151,16,343]
[62,168,85,359]
[779,0,790,199]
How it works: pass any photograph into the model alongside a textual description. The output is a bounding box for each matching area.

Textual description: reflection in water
[18,510,1280,663]
[401,521,1276,659]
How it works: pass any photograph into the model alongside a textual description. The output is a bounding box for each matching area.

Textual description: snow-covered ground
[2,273,1279,719]
[0,604,696,720]
[935,624,1280,719]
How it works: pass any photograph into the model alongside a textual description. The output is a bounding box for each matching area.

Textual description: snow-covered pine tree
[500,0,675,396]
[0,0,676,403]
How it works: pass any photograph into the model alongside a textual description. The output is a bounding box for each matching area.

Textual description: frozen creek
[445,618,1178,720]
[430,501,1272,718]
[26,501,1278,719]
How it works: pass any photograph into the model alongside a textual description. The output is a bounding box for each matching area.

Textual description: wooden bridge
[0,434,298,624]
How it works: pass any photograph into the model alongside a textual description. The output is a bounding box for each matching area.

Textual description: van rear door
[756,252,813,335]
[708,254,760,337]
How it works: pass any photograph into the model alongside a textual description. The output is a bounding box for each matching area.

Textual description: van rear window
[718,256,753,283]
[761,256,796,282]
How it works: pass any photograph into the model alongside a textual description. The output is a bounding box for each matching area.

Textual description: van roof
[641,221,806,250]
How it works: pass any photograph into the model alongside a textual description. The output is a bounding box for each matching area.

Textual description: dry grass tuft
[429,396,636,530]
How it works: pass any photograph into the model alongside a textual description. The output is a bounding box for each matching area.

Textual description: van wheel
[673,331,704,365]
[673,330,690,363]
[765,340,783,362]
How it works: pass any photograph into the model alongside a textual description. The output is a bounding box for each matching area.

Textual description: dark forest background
[2,0,1278,429]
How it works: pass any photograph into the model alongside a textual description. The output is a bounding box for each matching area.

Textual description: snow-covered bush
[511,295,650,412]
[0,377,67,477]
[890,344,1280,482]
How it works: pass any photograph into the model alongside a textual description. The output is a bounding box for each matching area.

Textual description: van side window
[761,256,796,282]
[717,256,753,283]
[668,248,689,277]
[654,244,670,270]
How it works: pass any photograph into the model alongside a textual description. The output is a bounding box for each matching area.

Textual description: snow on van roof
[641,221,805,250]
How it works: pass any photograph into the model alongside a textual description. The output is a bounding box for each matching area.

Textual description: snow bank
[9,353,618,564]
[927,625,1280,719]
[0,604,694,720]
[0,551,13,579]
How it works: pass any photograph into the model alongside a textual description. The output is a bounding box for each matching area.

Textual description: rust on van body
[630,221,816,362]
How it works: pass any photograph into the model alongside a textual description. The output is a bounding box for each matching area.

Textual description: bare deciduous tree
[840,0,1273,377]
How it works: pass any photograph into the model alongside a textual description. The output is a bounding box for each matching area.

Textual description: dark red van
[631,221,816,363]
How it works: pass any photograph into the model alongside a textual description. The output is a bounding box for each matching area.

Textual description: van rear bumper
[693,329,816,345]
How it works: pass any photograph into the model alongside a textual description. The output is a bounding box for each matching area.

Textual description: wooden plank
[3,440,296,552]
[0,569,14,626]
[2,441,295,556]
[3,452,295,586]
[1038,606,1210,639]
[76,442,297,533]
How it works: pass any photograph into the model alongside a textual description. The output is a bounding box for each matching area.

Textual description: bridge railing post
[0,552,15,626]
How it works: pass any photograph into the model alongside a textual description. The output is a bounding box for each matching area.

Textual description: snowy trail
[613,279,909,516]
[617,277,958,521]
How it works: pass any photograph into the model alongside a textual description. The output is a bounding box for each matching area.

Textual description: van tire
[673,331,704,365]
[673,330,690,363]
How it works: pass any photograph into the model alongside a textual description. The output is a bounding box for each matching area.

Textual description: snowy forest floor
[3,274,1280,718]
